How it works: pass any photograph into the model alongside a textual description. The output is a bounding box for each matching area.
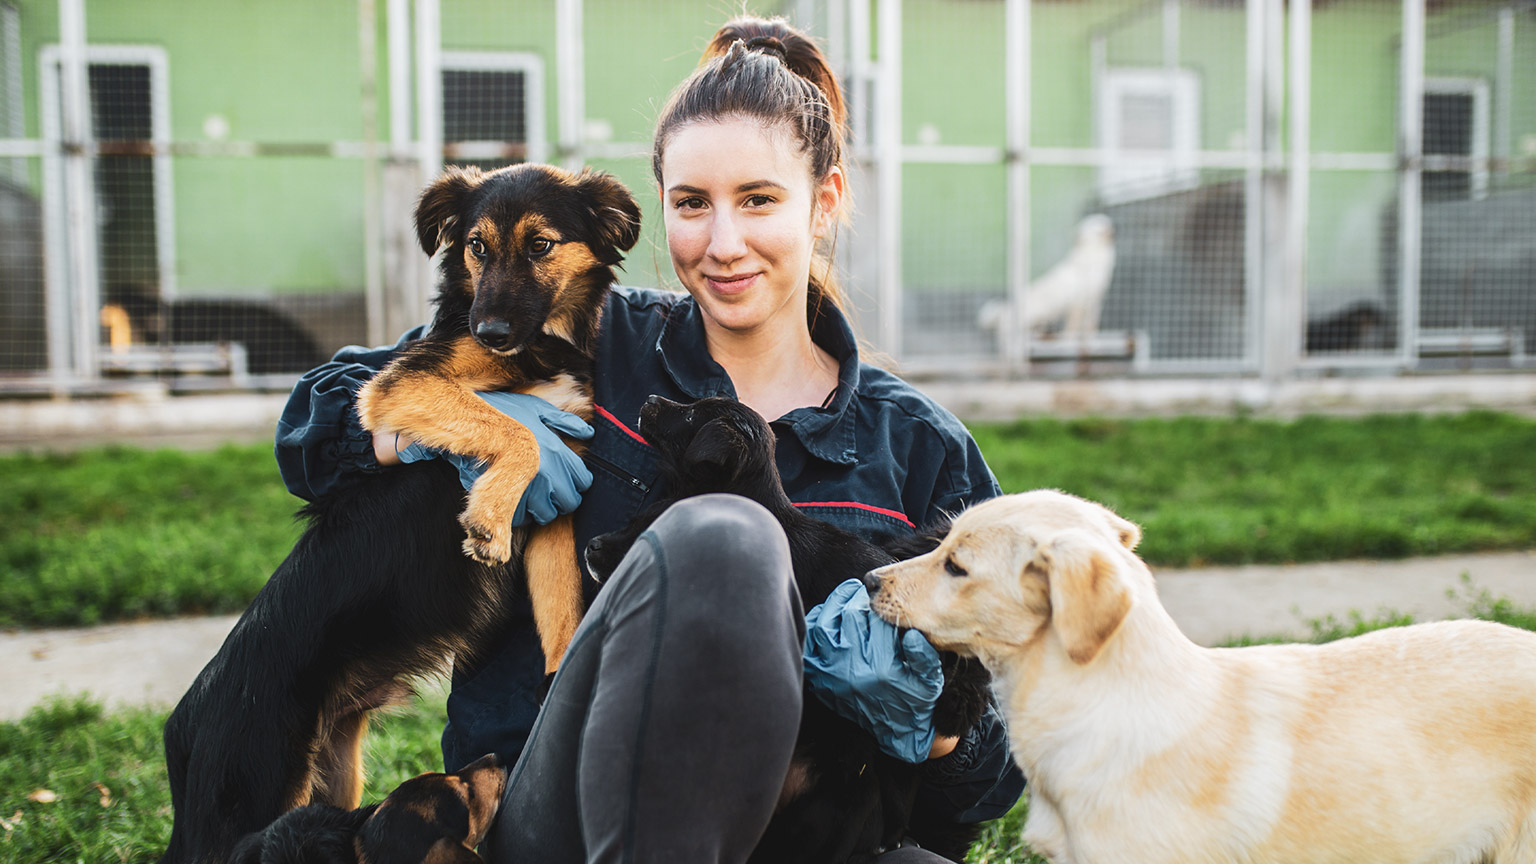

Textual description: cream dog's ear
[1102,507,1141,551]
[1038,531,1132,665]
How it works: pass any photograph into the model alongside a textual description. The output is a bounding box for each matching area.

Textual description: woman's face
[660,117,842,338]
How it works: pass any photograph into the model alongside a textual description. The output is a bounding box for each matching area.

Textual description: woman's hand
[803,578,946,764]
[377,392,595,527]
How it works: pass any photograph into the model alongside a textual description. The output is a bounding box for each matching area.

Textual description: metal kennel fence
[0,0,1532,396]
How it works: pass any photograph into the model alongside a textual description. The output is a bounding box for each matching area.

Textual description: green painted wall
[11,0,1530,310]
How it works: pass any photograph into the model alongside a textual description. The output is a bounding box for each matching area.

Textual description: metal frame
[39,39,178,387]
[4,0,1532,396]
[438,50,548,164]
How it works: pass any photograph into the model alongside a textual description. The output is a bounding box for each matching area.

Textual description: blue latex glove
[803,578,944,763]
[395,391,594,526]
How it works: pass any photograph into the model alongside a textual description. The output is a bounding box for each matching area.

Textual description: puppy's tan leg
[524,514,584,675]
[357,349,542,564]
[311,709,370,809]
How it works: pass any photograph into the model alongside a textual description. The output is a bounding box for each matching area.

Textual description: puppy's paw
[459,510,513,564]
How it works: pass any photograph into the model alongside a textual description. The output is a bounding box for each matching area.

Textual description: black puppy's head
[355,753,507,864]
[414,164,642,357]
[584,396,781,580]
[638,396,780,497]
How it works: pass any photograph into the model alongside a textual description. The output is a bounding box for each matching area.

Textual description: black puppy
[585,396,992,863]
[229,753,507,864]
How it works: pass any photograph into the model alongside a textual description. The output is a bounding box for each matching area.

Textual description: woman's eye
[745,194,773,207]
[944,556,968,578]
[675,196,706,211]
[529,238,554,257]
[467,238,487,259]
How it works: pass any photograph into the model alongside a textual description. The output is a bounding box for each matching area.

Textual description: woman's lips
[705,273,758,295]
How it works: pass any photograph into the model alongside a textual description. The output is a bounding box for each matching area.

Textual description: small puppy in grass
[229,754,506,864]
[866,489,1536,864]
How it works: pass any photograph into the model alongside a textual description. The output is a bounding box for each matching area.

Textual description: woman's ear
[811,166,846,239]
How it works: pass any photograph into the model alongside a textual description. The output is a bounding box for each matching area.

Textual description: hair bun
[744,35,789,62]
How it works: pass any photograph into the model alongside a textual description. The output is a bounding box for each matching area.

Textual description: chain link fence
[0,0,1532,396]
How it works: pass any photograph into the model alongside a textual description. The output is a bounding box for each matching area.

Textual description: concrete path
[3,550,1534,721]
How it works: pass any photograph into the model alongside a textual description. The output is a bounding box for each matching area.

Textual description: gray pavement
[2,549,1534,721]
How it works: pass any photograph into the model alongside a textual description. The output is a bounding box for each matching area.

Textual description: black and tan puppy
[585,396,992,863]
[160,164,640,864]
[228,753,507,864]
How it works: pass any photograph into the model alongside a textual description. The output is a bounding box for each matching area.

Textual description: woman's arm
[274,326,424,500]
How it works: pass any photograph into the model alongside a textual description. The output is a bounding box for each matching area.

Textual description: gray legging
[482,493,952,863]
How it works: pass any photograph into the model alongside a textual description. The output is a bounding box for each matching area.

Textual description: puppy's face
[868,490,1141,666]
[638,396,777,497]
[415,164,641,356]
[356,753,507,864]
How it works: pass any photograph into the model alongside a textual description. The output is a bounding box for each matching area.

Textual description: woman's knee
[642,493,793,602]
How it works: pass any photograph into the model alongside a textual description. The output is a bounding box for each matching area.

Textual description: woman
[275,17,1024,862]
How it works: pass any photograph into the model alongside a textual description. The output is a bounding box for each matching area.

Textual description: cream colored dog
[867,490,1536,864]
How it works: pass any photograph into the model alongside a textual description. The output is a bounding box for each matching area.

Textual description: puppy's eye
[467,238,487,259]
[944,556,968,578]
[529,237,555,258]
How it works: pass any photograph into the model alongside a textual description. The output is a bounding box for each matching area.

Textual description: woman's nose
[706,211,747,262]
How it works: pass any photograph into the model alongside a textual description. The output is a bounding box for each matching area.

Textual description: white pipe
[1163,0,1180,70]
[1399,0,1425,366]
[360,0,384,346]
[387,0,411,157]
[58,0,98,384]
[1243,0,1263,370]
[413,0,441,324]
[1282,0,1309,377]
[1003,0,1030,368]
[876,0,902,360]
[555,0,584,170]
[1496,6,1513,169]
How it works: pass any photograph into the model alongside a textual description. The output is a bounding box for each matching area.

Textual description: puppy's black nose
[861,569,883,593]
[474,319,513,350]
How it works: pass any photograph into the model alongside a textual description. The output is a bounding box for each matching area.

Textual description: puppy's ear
[682,419,744,482]
[575,169,642,262]
[421,838,483,864]
[1100,506,1141,550]
[415,166,483,256]
[1038,531,1132,665]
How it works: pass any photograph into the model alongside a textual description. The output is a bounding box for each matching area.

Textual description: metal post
[848,0,870,159]
[1398,0,1425,367]
[1258,0,1286,383]
[1162,0,1180,70]
[555,0,584,171]
[388,0,411,153]
[1496,6,1513,172]
[876,0,902,360]
[58,0,98,385]
[1003,0,1031,368]
[1278,0,1309,379]
[1242,0,1263,370]
[414,0,442,325]
[360,0,385,346]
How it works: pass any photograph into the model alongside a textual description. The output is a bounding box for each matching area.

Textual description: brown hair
[652,16,848,316]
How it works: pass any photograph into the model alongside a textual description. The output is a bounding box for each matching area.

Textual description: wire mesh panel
[895,0,1008,363]
[1412,1,1536,370]
[1304,0,1404,361]
[0,155,44,373]
[1032,0,1256,368]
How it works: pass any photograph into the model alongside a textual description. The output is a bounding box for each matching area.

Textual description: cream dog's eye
[944,556,968,577]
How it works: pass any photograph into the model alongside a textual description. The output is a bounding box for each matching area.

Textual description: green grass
[13,590,1530,864]
[3,411,1536,628]
[0,445,302,628]
[974,411,1536,567]
[0,689,446,864]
